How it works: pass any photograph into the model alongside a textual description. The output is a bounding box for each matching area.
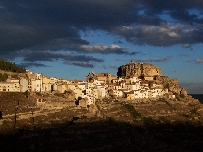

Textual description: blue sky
[0,0,203,94]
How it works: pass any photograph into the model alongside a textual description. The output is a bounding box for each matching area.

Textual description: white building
[97,86,106,98]
[77,83,87,91]
[57,83,67,93]
[0,82,20,92]
[19,78,28,92]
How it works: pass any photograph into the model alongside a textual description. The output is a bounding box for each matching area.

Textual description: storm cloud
[1,0,203,67]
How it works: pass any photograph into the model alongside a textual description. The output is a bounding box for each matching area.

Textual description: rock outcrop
[117,61,187,95]
[117,61,162,78]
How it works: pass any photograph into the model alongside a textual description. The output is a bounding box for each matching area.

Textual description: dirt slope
[0,92,34,115]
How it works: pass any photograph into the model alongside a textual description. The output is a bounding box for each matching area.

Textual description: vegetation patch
[0,59,26,73]
[0,73,8,81]
[122,103,141,119]
[190,108,197,115]
[142,117,155,126]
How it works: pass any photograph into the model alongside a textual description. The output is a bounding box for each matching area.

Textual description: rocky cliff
[117,61,187,95]
[117,61,162,78]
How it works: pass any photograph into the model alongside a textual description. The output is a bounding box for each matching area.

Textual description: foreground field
[1,92,203,151]
[1,118,203,151]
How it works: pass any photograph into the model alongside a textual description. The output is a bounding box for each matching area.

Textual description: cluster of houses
[0,70,175,108]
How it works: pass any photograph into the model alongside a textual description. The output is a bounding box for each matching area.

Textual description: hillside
[0,59,27,81]
[0,94,203,151]
[0,70,28,80]
[0,92,35,115]
[0,59,26,73]
[117,61,187,95]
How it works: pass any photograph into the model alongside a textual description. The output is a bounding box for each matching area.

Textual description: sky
[0,0,203,94]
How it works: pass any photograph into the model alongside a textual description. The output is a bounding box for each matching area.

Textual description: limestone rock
[117,61,162,78]
[180,88,187,96]
[117,61,187,95]
[167,78,181,93]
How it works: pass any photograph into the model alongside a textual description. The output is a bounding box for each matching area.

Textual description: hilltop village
[1,61,203,151]
[0,61,188,108]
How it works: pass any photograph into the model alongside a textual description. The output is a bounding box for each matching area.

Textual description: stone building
[86,71,116,83]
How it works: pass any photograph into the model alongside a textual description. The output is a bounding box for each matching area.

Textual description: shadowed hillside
[1,119,203,151]
[1,92,203,151]
[0,92,35,115]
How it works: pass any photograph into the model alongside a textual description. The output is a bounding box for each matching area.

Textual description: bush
[123,103,141,119]
[0,73,8,81]
[0,59,26,73]
[190,108,197,115]
[142,117,155,126]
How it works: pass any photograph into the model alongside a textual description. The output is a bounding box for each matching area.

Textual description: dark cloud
[170,9,199,23]
[112,25,203,46]
[5,50,104,68]
[21,51,104,63]
[114,40,124,44]
[79,44,130,54]
[132,56,172,63]
[129,51,141,55]
[65,61,94,68]
[1,0,203,66]
[18,62,49,68]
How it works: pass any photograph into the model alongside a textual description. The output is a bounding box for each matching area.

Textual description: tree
[0,59,26,73]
